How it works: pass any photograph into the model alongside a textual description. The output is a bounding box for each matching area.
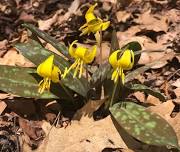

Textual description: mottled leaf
[0,65,68,99]
[110,102,180,149]
[15,40,89,97]
[127,84,166,102]
[91,63,111,86]
[22,23,69,58]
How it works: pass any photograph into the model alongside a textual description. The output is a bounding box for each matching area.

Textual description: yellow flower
[63,40,97,79]
[109,49,134,84]
[37,55,61,94]
[79,3,110,36]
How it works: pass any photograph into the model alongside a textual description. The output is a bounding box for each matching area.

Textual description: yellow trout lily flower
[63,40,97,79]
[37,55,61,94]
[79,3,110,36]
[109,49,134,84]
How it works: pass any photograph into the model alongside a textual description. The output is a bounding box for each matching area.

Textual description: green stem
[109,80,118,107]
[99,29,103,65]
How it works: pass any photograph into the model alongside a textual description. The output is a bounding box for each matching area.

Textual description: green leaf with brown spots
[22,23,69,58]
[15,40,89,97]
[127,84,166,102]
[0,65,70,99]
[110,102,180,150]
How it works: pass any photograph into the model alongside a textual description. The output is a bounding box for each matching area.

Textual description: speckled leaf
[22,23,69,58]
[91,63,111,85]
[0,65,64,99]
[128,84,166,102]
[15,40,89,97]
[125,61,164,83]
[110,102,180,149]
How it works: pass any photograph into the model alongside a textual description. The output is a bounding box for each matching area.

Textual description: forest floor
[0,0,180,152]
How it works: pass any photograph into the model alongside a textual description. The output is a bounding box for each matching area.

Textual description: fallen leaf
[0,40,8,56]
[57,0,80,25]
[100,0,117,4]
[173,98,180,105]
[174,88,180,98]
[73,98,107,120]
[18,11,35,22]
[133,91,145,103]
[138,51,175,69]
[102,2,112,11]
[134,10,168,32]
[29,116,127,152]
[38,10,61,31]
[146,95,162,105]
[0,101,7,115]
[116,11,131,22]
[148,100,174,120]
[171,79,180,88]
[0,48,34,67]
[19,118,44,140]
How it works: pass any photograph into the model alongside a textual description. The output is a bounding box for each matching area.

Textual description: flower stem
[99,29,103,65]
[109,80,118,107]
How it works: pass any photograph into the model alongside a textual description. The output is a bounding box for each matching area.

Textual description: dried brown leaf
[0,101,7,115]
[171,79,180,88]
[133,92,145,103]
[116,11,131,22]
[146,95,162,106]
[30,116,127,152]
[134,10,168,32]
[174,88,180,98]
[148,100,174,120]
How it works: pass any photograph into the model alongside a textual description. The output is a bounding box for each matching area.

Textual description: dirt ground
[0,0,180,152]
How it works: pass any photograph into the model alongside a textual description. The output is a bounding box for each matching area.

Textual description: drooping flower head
[79,3,110,36]
[109,49,134,84]
[37,55,61,94]
[62,40,97,79]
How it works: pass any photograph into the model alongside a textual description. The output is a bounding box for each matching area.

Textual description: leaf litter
[0,0,180,151]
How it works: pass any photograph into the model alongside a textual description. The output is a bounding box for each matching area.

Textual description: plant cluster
[0,3,179,150]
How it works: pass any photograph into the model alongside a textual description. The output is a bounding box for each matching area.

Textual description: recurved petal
[85,3,97,23]
[101,21,110,31]
[84,45,97,63]
[69,40,78,58]
[37,55,54,78]
[51,65,61,83]
[118,49,134,70]
[109,50,121,69]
